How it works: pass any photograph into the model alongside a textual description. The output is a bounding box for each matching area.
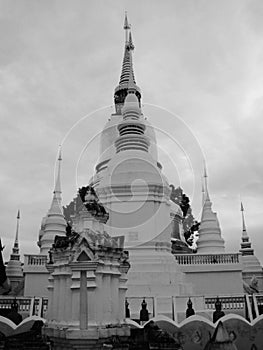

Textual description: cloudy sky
[0,0,262,263]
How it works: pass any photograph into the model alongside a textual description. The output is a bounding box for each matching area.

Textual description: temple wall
[24,272,49,297]
[184,270,243,295]
[126,314,263,350]
[103,198,172,247]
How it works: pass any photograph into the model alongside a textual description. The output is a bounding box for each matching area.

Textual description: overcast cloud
[0,0,262,263]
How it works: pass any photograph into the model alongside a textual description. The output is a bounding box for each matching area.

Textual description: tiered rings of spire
[115,71,149,153]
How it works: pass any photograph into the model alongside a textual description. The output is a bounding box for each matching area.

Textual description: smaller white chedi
[6,210,23,289]
[39,148,66,255]
[239,202,263,292]
[196,166,225,253]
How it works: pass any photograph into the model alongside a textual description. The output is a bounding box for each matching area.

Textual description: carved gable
[77,251,91,262]
[72,237,95,262]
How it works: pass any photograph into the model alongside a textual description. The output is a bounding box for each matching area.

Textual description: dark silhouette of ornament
[125,299,130,318]
[213,297,225,323]
[140,298,149,323]
[186,298,195,318]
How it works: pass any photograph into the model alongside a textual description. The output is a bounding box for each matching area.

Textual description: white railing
[205,295,245,310]
[1,293,262,322]
[255,294,263,306]
[0,296,48,318]
[125,293,263,320]
[24,254,48,266]
[174,253,240,265]
[125,296,156,320]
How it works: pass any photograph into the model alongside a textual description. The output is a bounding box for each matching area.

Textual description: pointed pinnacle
[15,209,20,245]
[54,147,62,195]
[203,162,210,201]
[124,12,130,30]
[241,201,248,235]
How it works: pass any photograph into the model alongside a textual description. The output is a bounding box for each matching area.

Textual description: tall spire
[239,202,262,273]
[197,166,225,253]
[39,147,66,254]
[241,202,248,237]
[114,13,141,114]
[6,211,23,283]
[8,210,21,260]
[48,147,64,216]
[13,210,20,256]
[119,17,136,87]
[239,202,253,255]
